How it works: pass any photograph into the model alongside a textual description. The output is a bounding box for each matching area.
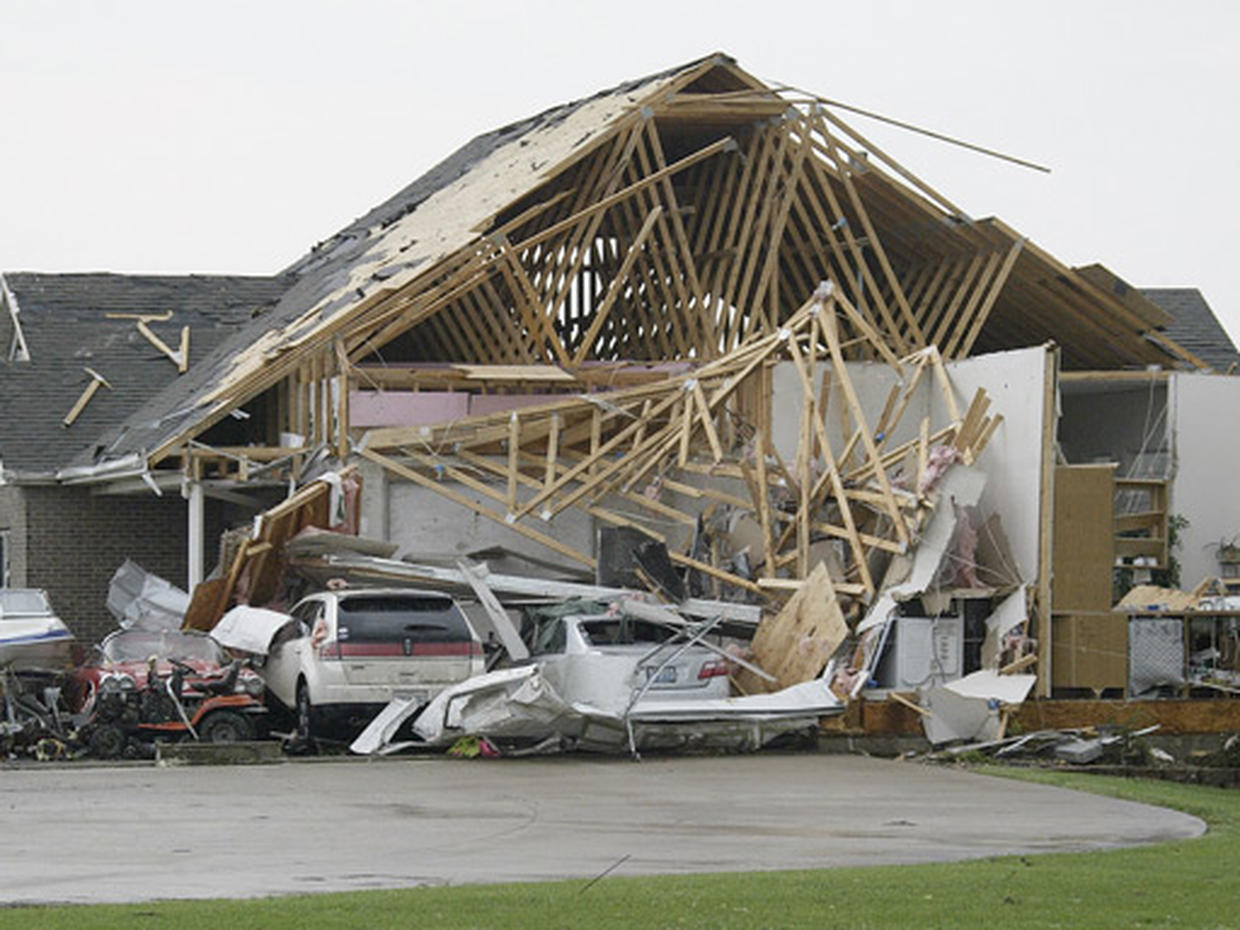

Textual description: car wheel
[88,724,126,759]
[199,710,256,744]
[296,682,315,743]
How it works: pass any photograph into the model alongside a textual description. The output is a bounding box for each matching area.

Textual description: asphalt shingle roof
[0,273,289,476]
[1142,288,1240,373]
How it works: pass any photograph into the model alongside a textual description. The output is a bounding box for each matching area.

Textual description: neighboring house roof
[1142,288,1240,373]
[0,273,289,477]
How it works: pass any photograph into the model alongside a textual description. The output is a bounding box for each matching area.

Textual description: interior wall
[769,361,928,465]
[1170,373,1240,588]
[939,346,1051,585]
[386,479,597,573]
[771,347,1048,588]
[1059,382,1169,473]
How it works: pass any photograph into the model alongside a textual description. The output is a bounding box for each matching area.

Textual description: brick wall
[21,486,243,644]
[0,485,27,586]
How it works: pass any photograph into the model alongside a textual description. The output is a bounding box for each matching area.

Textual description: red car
[71,629,267,757]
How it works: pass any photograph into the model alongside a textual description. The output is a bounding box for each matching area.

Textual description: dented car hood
[211,606,295,656]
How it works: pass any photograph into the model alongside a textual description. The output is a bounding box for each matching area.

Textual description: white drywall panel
[939,346,1049,584]
[770,360,930,465]
[387,479,595,572]
[1170,373,1240,588]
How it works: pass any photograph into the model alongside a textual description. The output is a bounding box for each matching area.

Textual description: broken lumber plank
[889,690,932,717]
[62,367,112,427]
[137,320,190,373]
[457,559,530,661]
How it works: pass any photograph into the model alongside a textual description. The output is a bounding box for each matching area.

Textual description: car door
[261,602,315,709]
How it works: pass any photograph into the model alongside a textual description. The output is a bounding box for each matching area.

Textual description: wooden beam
[956,237,1026,357]
[137,320,190,373]
[1035,346,1059,697]
[572,205,662,364]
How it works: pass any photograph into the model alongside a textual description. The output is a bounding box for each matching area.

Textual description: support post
[187,478,204,592]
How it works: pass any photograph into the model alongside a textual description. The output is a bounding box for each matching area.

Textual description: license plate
[644,666,678,684]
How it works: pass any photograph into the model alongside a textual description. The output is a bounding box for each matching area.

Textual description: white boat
[0,589,75,669]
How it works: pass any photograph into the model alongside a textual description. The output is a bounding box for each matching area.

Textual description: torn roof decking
[0,273,288,477]
[78,56,732,471]
[77,53,1203,475]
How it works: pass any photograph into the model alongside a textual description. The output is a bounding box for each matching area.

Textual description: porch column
[187,479,204,591]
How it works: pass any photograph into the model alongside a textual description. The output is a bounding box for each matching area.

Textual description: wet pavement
[0,753,1205,904]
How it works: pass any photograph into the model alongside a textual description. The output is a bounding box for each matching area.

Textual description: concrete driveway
[0,754,1204,904]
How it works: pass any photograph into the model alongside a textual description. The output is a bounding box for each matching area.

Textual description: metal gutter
[55,452,149,486]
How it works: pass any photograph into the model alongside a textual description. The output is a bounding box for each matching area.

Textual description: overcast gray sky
[3,1,1237,344]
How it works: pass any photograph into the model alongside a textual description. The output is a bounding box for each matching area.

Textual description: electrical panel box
[873,615,963,690]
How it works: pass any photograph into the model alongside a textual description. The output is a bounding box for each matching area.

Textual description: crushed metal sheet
[107,560,190,632]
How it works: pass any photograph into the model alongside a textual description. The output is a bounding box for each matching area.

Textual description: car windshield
[0,589,52,617]
[102,630,225,664]
[336,595,473,643]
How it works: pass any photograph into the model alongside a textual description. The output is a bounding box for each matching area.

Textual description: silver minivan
[261,588,485,738]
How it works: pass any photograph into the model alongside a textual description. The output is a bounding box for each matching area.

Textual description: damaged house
[4,53,1240,744]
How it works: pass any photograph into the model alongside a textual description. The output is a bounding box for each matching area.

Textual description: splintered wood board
[451,364,577,382]
[738,561,847,693]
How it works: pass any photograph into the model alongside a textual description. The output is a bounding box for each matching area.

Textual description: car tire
[88,724,126,759]
[296,682,315,743]
[199,710,256,744]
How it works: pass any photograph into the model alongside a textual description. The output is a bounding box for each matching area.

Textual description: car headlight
[100,673,137,695]
[239,675,265,697]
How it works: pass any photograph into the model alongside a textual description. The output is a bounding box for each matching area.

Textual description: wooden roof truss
[358,288,999,612]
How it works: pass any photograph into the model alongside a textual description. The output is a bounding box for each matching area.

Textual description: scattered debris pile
[153,287,1051,757]
[928,724,1163,765]
[0,667,75,760]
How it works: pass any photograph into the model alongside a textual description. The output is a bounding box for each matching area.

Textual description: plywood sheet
[1052,464,1116,612]
[736,562,847,693]
[1051,611,1128,692]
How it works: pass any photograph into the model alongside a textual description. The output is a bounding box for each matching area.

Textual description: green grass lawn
[5,767,1236,929]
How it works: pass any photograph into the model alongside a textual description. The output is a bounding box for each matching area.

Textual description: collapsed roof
[55,53,1208,479]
